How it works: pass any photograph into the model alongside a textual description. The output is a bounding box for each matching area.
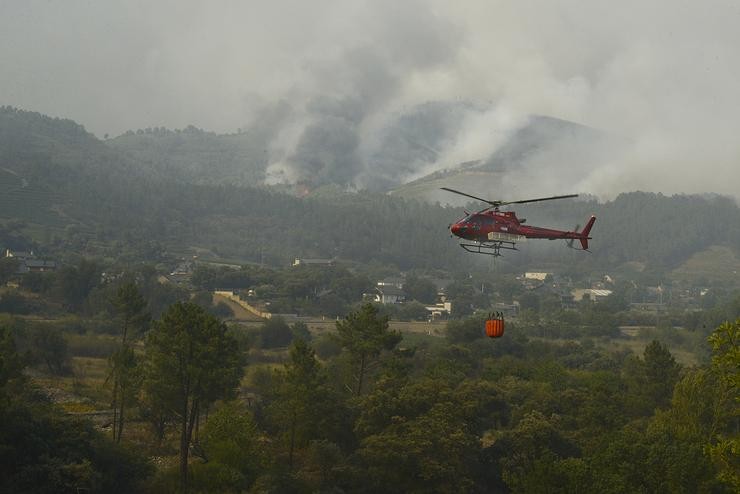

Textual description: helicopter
[442,187,596,257]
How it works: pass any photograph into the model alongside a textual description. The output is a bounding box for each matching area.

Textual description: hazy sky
[2,0,739,197]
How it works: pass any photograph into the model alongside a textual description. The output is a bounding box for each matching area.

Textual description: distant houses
[571,288,613,302]
[425,301,452,320]
[373,285,406,304]
[524,272,551,282]
[168,259,196,283]
[365,275,453,319]
[3,249,56,274]
[370,276,406,304]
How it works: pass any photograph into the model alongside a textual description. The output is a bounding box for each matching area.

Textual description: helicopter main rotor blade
[498,194,579,206]
[441,187,579,208]
[440,187,496,206]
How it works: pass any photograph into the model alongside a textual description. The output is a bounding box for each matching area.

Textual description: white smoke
[2,0,740,197]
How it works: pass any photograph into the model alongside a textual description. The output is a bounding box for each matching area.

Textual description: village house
[168,259,196,283]
[373,285,406,304]
[4,249,57,274]
[425,301,452,320]
[571,288,613,302]
[518,271,552,290]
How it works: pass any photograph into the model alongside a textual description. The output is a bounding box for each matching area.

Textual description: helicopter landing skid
[459,240,518,257]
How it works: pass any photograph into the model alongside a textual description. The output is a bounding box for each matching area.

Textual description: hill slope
[392,115,622,204]
[107,126,268,187]
[1,107,738,275]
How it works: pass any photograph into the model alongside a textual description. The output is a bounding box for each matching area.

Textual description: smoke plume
[2,1,740,198]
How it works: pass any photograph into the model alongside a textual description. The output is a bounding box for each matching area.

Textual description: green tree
[350,377,504,493]
[398,301,429,321]
[20,270,53,293]
[333,303,401,396]
[642,340,681,410]
[30,326,69,375]
[446,314,485,344]
[706,319,740,489]
[112,282,150,343]
[189,401,264,493]
[56,259,101,312]
[107,346,140,443]
[108,282,149,443]
[587,420,717,494]
[0,326,24,399]
[0,326,152,493]
[0,257,18,285]
[190,290,214,310]
[403,275,437,304]
[269,339,324,468]
[143,302,244,493]
[499,411,579,493]
[354,402,480,493]
[211,301,234,319]
[260,316,293,348]
[291,321,312,342]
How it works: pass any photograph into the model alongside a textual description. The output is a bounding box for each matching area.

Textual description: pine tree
[143,302,244,493]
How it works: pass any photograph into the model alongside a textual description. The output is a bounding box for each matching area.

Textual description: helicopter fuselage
[450,210,594,247]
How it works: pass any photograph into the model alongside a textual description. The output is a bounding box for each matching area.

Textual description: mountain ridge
[1,106,738,274]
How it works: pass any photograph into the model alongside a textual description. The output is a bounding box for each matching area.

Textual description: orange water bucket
[485,314,505,338]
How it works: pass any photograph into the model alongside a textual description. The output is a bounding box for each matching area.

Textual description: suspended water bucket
[485,312,505,338]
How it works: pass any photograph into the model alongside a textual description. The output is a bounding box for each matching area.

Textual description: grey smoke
[2,1,740,198]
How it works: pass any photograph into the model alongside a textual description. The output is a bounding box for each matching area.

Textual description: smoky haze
[2,0,739,198]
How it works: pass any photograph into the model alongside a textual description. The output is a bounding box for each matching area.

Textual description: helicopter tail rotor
[566,224,580,249]
[564,216,595,250]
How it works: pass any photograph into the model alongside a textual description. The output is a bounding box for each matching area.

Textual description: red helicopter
[442,187,596,257]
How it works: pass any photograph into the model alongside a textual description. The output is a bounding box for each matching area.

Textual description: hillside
[0,107,468,269]
[391,115,621,204]
[670,246,740,284]
[105,101,487,191]
[1,107,739,275]
[107,126,268,187]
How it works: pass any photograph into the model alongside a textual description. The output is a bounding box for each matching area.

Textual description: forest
[1,106,740,273]
[1,288,738,492]
[1,107,739,493]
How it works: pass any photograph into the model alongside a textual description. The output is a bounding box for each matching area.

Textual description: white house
[571,288,613,302]
[374,285,406,304]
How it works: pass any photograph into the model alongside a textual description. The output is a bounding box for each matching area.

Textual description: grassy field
[671,245,740,284]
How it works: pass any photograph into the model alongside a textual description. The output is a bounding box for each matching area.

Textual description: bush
[313,334,341,360]
[259,316,293,349]
[291,321,312,341]
[398,301,430,321]
[212,301,234,319]
[446,315,486,343]
[30,326,70,375]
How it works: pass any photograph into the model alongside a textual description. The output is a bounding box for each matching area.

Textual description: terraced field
[0,167,65,225]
